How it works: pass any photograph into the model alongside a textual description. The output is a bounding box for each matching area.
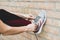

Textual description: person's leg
[0,9,46,34]
[0,9,31,27]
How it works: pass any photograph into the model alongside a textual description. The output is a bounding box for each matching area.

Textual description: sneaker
[33,10,46,34]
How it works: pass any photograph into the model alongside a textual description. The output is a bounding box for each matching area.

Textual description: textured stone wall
[0,0,60,40]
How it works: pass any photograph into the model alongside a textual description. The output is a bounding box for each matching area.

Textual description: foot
[33,10,46,34]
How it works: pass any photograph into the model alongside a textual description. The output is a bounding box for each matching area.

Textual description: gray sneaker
[33,10,46,34]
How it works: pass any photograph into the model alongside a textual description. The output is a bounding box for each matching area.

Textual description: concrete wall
[0,0,60,40]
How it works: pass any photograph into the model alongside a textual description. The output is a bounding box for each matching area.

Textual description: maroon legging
[7,18,31,27]
[0,9,31,27]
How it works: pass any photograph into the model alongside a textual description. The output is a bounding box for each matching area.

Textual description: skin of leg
[0,20,37,35]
